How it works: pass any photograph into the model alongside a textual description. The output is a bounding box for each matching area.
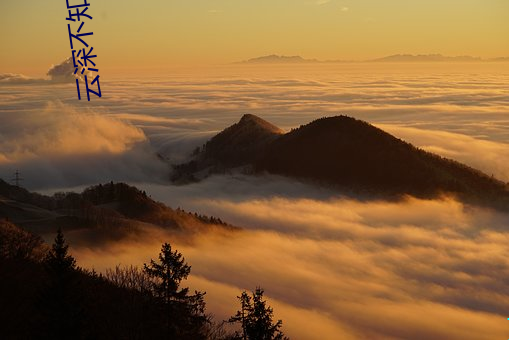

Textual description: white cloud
[2,61,507,339]
[69,180,509,340]
[377,124,509,182]
[2,63,508,189]
[0,101,169,188]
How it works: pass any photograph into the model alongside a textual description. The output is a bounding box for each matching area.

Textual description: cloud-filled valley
[2,63,509,189]
[70,187,509,339]
[1,62,509,339]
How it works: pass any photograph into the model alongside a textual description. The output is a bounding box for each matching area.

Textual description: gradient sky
[1,0,508,75]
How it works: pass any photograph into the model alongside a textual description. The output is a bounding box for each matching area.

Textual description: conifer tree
[144,243,190,303]
[45,228,76,275]
[40,228,84,340]
[229,288,288,340]
[144,242,207,339]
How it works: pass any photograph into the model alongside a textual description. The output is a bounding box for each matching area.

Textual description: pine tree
[40,228,84,340]
[230,291,251,340]
[229,288,288,340]
[45,228,76,275]
[144,242,207,339]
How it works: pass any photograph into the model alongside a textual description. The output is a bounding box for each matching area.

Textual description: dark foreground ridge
[0,221,287,339]
[0,180,235,238]
[0,183,287,339]
[173,114,509,210]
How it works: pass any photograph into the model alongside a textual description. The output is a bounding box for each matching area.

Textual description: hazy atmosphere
[1,1,509,339]
[1,0,508,73]
[3,63,509,338]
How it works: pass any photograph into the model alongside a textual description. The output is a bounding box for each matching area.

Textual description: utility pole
[11,170,23,187]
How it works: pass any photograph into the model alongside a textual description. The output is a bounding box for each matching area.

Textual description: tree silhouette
[229,288,288,340]
[40,228,84,340]
[144,243,191,303]
[144,242,207,339]
[1,223,220,339]
[45,228,76,274]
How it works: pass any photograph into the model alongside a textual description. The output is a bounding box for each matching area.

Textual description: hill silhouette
[370,54,482,62]
[0,218,284,340]
[202,113,282,166]
[172,114,283,182]
[173,115,509,210]
[0,221,211,339]
[0,181,234,238]
[236,54,508,64]
[240,54,319,64]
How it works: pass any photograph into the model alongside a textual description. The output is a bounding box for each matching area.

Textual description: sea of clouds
[71,176,509,339]
[2,62,509,187]
[1,61,509,339]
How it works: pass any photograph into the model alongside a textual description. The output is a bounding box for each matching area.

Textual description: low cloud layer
[0,101,145,160]
[3,63,509,338]
[1,57,91,84]
[2,63,509,189]
[0,101,168,188]
[69,178,509,340]
[0,73,45,84]
[378,124,509,182]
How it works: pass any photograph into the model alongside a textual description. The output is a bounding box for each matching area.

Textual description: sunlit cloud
[0,73,42,83]
[0,101,145,162]
[69,184,509,340]
[2,63,506,339]
[377,124,509,182]
[2,64,508,189]
[0,101,169,188]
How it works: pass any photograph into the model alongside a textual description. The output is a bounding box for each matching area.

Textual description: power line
[11,170,23,187]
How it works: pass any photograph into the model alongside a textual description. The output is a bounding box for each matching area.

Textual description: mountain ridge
[239,54,320,64]
[237,54,509,64]
[0,180,235,238]
[173,114,509,210]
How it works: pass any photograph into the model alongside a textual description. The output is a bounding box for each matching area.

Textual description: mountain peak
[237,114,283,134]
[201,114,282,166]
[173,114,509,211]
[239,113,261,123]
[171,115,283,176]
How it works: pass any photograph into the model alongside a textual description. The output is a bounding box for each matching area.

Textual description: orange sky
[1,0,508,75]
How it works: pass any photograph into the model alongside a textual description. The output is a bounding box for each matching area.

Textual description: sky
[1,0,508,75]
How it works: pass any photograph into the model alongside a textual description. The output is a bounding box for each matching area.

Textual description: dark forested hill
[202,113,282,167]
[172,114,282,182]
[0,218,283,340]
[0,221,211,339]
[173,114,509,210]
[0,181,234,237]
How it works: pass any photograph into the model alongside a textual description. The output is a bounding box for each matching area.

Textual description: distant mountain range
[371,54,482,62]
[238,54,509,64]
[239,55,320,64]
[173,114,509,210]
